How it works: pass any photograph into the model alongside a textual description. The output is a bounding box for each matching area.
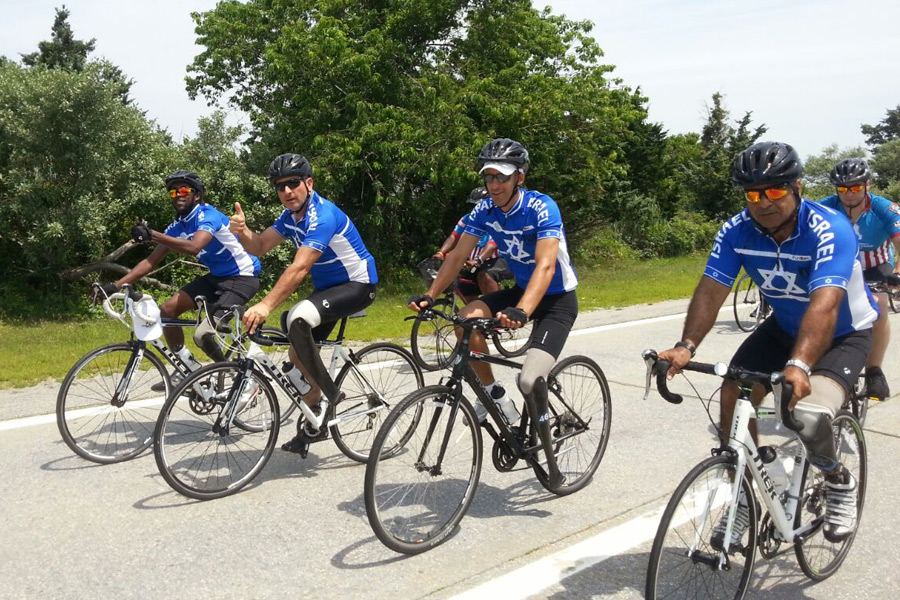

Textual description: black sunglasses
[482,172,514,184]
[274,178,305,192]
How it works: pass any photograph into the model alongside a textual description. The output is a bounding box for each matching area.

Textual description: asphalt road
[2,298,898,599]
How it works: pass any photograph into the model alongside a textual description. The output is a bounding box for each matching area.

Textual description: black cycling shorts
[181,274,260,318]
[303,282,377,342]
[479,286,578,359]
[730,316,871,394]
[863,262,892,283]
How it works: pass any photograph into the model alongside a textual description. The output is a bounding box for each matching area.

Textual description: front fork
[112,342,147,407]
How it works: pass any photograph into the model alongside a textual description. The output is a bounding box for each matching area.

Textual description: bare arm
[658,276,731,374]
[242,245,321,333]
[784,286,843,407]
[408,233,477,311]
[229,202,284,256]
[435,233,459,259]
[149,230,213,256]
[114,245,170,288]
[498,237,557,328]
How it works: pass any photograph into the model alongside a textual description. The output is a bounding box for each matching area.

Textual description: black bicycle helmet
[164,170,205,198]
[468,186,489,204]
[829,158,871,186]
[731,142,803,187]
[269,153,312,182]
[476,138,530,174]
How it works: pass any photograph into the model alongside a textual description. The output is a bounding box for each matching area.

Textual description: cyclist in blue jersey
[231,154,378,454]
[409,138,578,488]
[818,158,900,399]
[99,171,262,381]
[433,187,502,303]
[659,142,879,545]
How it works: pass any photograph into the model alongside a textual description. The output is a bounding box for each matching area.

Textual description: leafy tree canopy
[861,105,900,149]
[186,0,651,263]
[21,6,96,72]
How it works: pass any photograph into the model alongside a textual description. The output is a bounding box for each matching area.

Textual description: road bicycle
[56,284,295,464]
[408,257,532,371]
[365,308,612,554]
[732,273,771,333]
[153,310,424,500]
[641,350,866,599]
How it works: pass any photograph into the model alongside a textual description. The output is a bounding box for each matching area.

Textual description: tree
[861,105,900,149]
[687,93,766,219]
[21,6,95,72]
[801,144,868,200]
[871,138,900,199]
[186,0,649,265]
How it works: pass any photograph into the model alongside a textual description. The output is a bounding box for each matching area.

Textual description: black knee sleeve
[288,319,339,402]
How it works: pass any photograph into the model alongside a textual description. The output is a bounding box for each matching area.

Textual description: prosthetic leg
[523,377,565,490]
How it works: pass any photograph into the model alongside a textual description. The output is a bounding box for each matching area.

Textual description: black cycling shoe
[865,366,890,400]
[280,435,310,458]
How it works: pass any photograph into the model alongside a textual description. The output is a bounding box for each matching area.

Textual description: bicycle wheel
[364,386,483,554]
[844,375,868,427]
[491,321,533,358]
[331,342,424,463]
[409,298,457,371]
[154,362,279,500]
[733,274,763,332]
[57,342,168,464]
[646,455,757,600]
[257,327,298,425]
[795,410,867,580]
[531,355,612,495]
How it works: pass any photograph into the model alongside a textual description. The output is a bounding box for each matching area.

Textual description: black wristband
[675,341,696,358]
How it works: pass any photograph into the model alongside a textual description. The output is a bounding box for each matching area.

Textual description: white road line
[449,486,721,600]
[0,397,165,432]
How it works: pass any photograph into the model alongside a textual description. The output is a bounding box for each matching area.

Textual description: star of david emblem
[757,266,805,296]
[504,237,530,262]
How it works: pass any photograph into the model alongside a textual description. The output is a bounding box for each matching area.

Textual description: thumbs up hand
[230,202,246,236]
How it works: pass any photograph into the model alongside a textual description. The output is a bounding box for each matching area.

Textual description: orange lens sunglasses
[169,187,194,198]
[744,186,790,203]
[836,184,865,193]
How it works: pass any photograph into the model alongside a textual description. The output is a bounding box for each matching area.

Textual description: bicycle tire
[733,274,763,332]
[57,342,169,464]
[794,410,867,580]
[331,342,424,463]
[153,361,279,500]
[531,355,612,495]
[646,454,757,600]
[409,298,457,371]
[364,386,482,554]
[491,320,533,358]
[844,375,868,427]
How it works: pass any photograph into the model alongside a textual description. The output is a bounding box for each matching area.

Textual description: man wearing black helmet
[432,187,502,303]
[230,153,378,454]
[818,158,900,400]
[410,138,578,488]
[658,142,879,547]
[100,171,262,384]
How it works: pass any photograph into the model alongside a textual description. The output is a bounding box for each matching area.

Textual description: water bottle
[759,446,789,497]
[176,347,202,372]
[490,384,520,425]
[283,362,311,395]
[247,342,266,360]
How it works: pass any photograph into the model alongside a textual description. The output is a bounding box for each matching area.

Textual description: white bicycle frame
[709,394,820,558]
[237,339,390,432]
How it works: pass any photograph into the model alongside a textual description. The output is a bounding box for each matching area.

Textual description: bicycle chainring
[491,438,519,472]
[188,389,217,415]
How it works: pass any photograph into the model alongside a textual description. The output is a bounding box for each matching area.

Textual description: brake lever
[641,349,658,401]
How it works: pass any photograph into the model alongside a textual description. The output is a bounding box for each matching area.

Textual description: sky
[1,0,898,159]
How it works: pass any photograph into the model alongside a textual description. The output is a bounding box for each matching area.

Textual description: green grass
[0,254,706,388]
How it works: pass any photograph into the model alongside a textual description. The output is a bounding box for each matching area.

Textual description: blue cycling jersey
[817,193,900,269]
[163,203,261,277]
[464,188,577,294]
[271,191,378,290]
[452,213,494,260]
[705,200,878,338]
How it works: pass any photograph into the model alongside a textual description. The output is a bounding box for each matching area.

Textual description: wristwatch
[674,341,696,358]
[785,359,812,376]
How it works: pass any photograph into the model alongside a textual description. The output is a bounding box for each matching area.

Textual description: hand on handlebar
[657,346,693,379]
[407,294,434,312]
[242,302,270,334]
[782,365,811,410]
[497,307,527,329]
